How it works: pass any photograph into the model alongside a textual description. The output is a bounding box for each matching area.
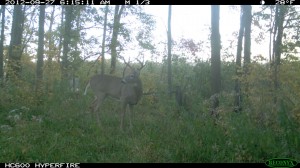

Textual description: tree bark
[44,6,56,93]
[273,5,286,104]
[0,5,5,82]
[7,5,24,80]
[167,5,172,96]
[211,5,221,95]
[62,6,73,80]
[234,5,245,112]
[101,5,109,75]
[47,6,56,63]
[57,7,64,63]
[110,5,124,74]
[211,5,221,114]
[36,5,46,92]
[243,5,252,73]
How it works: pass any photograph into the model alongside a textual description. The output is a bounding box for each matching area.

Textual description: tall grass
[1,60,299,162]
[1,87,299,162]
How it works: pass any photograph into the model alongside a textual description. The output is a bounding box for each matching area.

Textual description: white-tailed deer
[84,58,145,129]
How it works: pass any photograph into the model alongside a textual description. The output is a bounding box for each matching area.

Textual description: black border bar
[1,163,272,168]
[3,0,296,5]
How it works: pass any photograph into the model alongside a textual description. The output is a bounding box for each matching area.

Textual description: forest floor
[0,90,300,163]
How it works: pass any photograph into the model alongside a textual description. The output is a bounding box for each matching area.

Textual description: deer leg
[120,102,127,130]
[89,96,97,111]
[93,93,106,124]
[128,104,134,129]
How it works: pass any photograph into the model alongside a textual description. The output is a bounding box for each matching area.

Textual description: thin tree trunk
[269,7,274,64]
[48,6,55,63]
[211,5,221,115]
[211,5,221,95]
[272,6,279,63]
[167,5,172,96]
[36,5,46,93]
[101,5,109,75]
[110,5,124,74]
[57,7,64,64]
[7,5,24,80]
[243,5,252,99]
[45,6,56,93]
[234,5,245,112]
[62,6,73,80]
[273,5,286,104]
[243,5,252,74]
[0,5,5,82]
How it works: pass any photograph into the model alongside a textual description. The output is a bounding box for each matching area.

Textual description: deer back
[89,74,123,99]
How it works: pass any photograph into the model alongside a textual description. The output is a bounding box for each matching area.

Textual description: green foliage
[280,57,300,124]
[1,58,300,162]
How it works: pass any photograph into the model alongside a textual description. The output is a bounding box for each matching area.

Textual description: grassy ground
[0,90,299,163]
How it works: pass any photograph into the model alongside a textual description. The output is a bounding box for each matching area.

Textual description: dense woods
[0,5,299,162]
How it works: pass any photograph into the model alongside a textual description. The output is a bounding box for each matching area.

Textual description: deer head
[84,57,145,130]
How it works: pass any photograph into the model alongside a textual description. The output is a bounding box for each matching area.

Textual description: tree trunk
[234,5,245,112]
[101,5,109,75]
[269,7,274,64]
[36,5,46,93]
[45,6,56,93]
[210,5,221,114]
[110,5,124,74]
[0,5,5,82]
[273,5,286,104]
[57,7,64,63]
[48,6,56,63]
[62,6,73,80]
[7,5,24,80]
[167,5,172,96]
[243,5,252,74]
[243,5,252,101]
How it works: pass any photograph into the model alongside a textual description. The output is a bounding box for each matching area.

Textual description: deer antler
[119,56,134,78]
[136,58,145,71]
